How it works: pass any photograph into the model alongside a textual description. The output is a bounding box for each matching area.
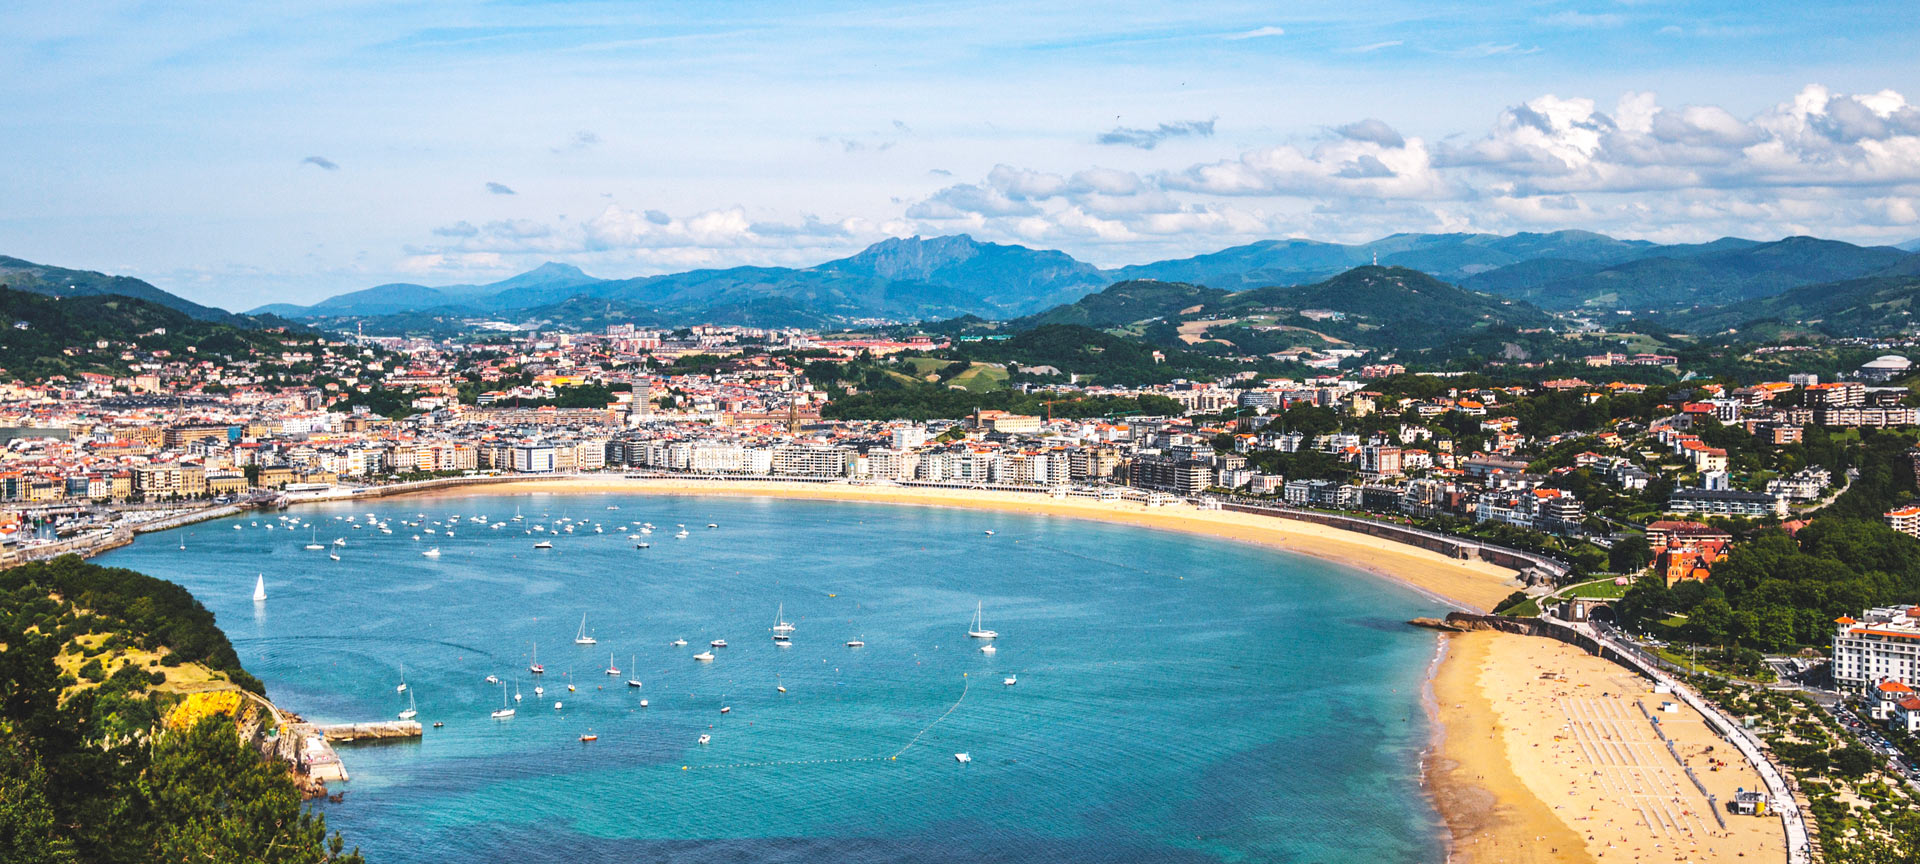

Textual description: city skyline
[3,0,1918,308]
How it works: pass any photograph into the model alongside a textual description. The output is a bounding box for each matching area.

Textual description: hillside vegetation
[0,286,314,380]
[0,556,360,862]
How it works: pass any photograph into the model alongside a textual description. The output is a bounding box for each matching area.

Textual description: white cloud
[1224,26,1285,40]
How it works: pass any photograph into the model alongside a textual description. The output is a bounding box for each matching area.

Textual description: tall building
[1833,606,1920,691]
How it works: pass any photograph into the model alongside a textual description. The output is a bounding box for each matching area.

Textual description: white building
[511,443,557,474]
[1833,606,1920,691]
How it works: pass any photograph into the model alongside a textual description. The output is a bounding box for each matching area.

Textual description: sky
[2,0,1919,311]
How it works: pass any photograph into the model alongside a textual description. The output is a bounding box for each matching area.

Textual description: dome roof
[1862,355,1911,369]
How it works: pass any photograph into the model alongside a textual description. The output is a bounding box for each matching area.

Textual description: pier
[315,720,424,742]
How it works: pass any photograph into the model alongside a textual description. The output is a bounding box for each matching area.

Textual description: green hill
[1203,265,1553,351]
[1468,236,1910,311]
[1007,279,1229,330]
[0,255,238,322]
[0,286,310,380]
[0,556,361,862]
[1673,274,1920,335]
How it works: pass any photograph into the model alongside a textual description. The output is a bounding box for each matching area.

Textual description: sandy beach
[401,476,1525,613]
[1431,630,1788,864]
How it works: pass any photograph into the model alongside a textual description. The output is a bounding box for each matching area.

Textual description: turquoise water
[102,492,1450,863]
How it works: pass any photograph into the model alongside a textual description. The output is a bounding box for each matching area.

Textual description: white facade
[1833,606,1920,691]
[512,444,557,474]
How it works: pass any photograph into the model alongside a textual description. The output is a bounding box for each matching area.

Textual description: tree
[1609,535,1652,574]
[142,716,363,864]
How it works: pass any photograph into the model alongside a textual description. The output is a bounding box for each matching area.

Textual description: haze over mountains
[5,230,1920,336]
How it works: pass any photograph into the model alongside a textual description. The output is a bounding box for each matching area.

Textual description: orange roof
[1851,628,1920,641]
[1836,616,1857,624]
[1878,680,1912,693]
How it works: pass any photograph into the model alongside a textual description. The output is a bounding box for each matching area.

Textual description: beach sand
[1432,630,1788,864]
[407,476,1524,613]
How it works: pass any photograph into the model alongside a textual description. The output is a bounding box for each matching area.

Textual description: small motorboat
[693,651,715,661]
[710,639,728,648]
[847,640,865,648]
[1003,675,1017,686]
[422,547,440,557]
[983,530,995,536]
[777,685,787,693]
[981,644,996,654]
[580,732,598,742]
[533,540,553,549]
[955,752,971,763]
[553,701,563,710]
[698,734,711,745]
[639,699,649,707]
[486,674,500,684]
[719,706,730,714]
[671,638,688,647]
[635,542,650,549]
[432,721,444,728]
[535,686,545,697]
[707,523,718,528]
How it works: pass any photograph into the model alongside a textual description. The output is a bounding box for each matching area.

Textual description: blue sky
[2,0,1917,309]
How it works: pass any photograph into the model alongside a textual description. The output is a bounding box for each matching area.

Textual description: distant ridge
[0,228,1873,333]
[0,255,238,323]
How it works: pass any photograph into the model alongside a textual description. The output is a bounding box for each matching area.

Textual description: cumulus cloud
[1097,119,1216,150]
[890,84,1920,255]
[301,156,339,170]
[404,84,1920,275]
[485,182,517,195]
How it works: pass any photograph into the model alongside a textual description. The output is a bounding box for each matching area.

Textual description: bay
[101,492,1450,863]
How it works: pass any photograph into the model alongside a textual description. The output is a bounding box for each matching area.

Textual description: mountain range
[5,230,1920,336]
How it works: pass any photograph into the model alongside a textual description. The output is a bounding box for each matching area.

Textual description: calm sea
[101,492,1449,863]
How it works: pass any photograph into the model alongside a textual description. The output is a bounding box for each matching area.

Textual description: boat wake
[681,675,974,771]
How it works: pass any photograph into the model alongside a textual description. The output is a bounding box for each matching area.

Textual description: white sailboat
[605,653,620,676]
[626,655,641,688]
[304,527,325,551]
[492,682,515,719]
[514,680,524,702]
[398,688,417,720]
[772,604,796,634]
[396,666,409,693]
[251,574,266,603]
[968,601,998,639]
[574,614,597,645]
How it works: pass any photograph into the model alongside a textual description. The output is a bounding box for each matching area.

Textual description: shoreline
[128,475,1532,857]
[383,476,1527,614]
[1431,629,1789,864]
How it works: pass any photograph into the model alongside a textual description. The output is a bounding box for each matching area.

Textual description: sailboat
[396,666,409,693]
[771,604,796,642]
[252,574,267,603]
[968,601,998,638]
[514,680,524,702]
[529,642,545,675]
[627,655,642,688]
[398,688,418,720]
[304,527,325,551]
[178,533,187,550]
[492,682,515,719]
[566,670,576,692]
[574,614,597,645]
[605,653,620,676]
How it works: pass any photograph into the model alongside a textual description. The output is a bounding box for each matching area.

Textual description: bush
[1493,590,1531,613]
[78,658,106,682]
[148,670,167,686]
